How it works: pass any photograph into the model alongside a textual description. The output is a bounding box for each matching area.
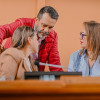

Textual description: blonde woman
[68,21,100,76]
[0,26,38,80]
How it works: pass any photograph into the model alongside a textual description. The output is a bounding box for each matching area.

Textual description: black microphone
[34,60,67,69]
[34,60,39,66]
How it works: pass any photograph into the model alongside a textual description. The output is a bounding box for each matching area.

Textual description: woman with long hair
[68,21,100,76]
[0,26,38,80]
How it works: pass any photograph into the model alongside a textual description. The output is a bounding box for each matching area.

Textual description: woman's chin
[81,46,86,49]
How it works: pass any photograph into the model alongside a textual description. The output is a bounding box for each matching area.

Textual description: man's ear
[35,17,39,23]
[35,17,38,21]
[35,17,39,26]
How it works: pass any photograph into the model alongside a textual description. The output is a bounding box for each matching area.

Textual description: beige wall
[0,0,100,70]
[0,0,37,24]
[45,0,100,70]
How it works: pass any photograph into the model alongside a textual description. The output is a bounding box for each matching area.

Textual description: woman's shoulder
[0,48,24,63]
[1,48,20,55]
[71,49,82,57]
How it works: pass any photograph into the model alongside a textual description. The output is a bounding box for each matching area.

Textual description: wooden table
[1,76,100,100]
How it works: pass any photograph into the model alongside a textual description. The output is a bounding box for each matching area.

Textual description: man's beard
[35,25,49,40]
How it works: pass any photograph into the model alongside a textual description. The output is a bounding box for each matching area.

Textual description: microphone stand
[34,60,68,69]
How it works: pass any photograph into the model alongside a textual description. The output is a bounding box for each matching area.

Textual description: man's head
[35,6,59,39]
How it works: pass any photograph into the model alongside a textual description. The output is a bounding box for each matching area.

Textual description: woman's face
[30,33,39,53]
[80,28,87,49]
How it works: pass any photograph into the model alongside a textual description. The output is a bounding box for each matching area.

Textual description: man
[0,6,63,71]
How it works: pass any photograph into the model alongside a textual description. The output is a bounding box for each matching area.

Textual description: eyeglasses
[80,32,87,39]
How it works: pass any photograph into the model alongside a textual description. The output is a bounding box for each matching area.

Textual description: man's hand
[0,44,5,54]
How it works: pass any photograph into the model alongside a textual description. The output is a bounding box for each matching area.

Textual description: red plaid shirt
[0,18,63,71]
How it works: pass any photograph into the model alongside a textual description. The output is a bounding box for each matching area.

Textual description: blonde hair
[80,21,100,60]
[12,26,34,49]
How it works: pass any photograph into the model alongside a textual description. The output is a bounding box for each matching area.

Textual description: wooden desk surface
[1,76,100,100]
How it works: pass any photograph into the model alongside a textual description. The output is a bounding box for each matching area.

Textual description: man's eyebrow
[49,26,54,28]
[41,23,47,26]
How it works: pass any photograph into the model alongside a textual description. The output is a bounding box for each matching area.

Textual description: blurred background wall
[0,0,100,71]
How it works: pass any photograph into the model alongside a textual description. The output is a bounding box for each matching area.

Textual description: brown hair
[12,26,34,49]
[81,21,100,60]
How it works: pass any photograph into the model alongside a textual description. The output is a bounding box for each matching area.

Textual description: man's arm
[0,18,35,45]
[48,33,63,71]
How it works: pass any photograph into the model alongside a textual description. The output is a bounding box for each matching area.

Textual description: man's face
[35,13,57,40]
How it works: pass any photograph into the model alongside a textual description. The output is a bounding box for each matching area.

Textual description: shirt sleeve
[0,18,35,44]
[68,53,75,71]
[48,33,63,71]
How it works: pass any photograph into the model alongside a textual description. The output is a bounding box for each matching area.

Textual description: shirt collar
[83,49,87,55]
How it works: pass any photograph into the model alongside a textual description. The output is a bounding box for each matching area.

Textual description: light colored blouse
[68,49,100,76]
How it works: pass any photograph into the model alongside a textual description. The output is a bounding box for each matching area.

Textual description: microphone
[34,60,67,69]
